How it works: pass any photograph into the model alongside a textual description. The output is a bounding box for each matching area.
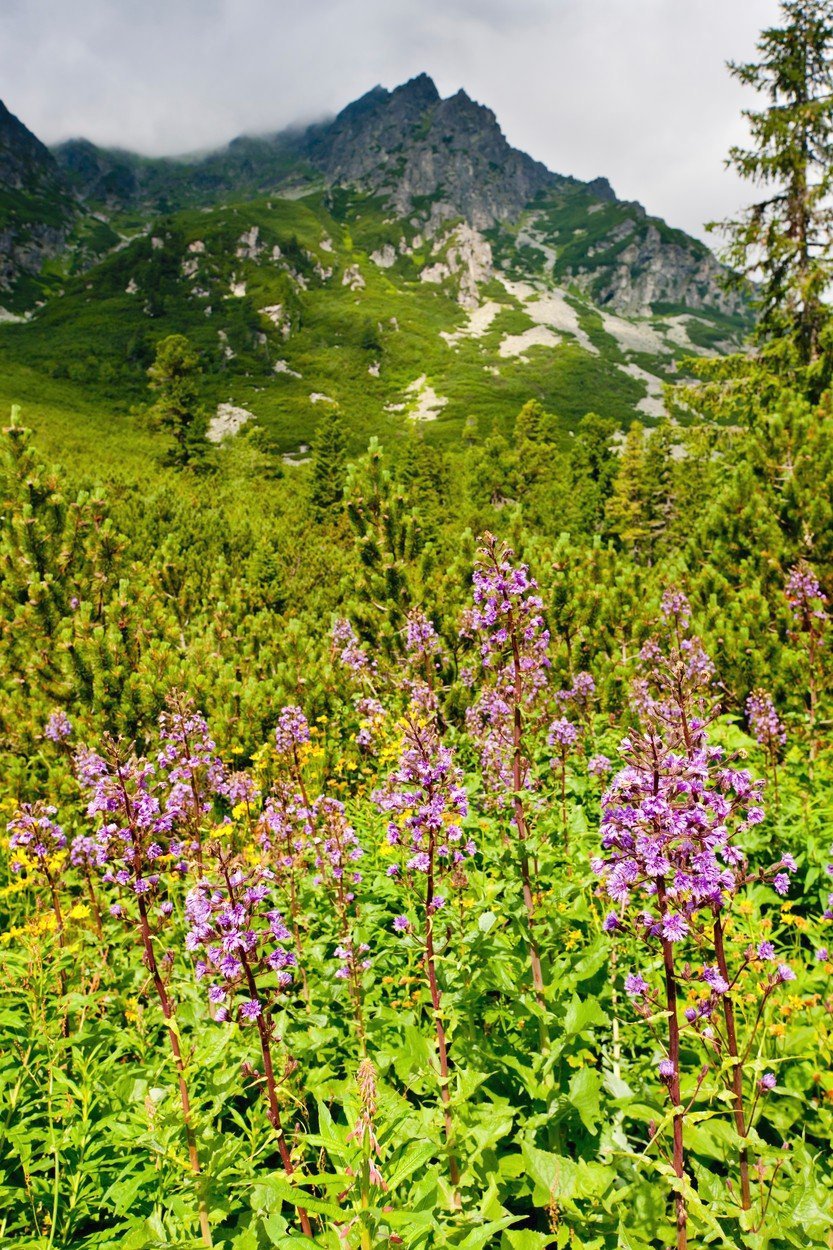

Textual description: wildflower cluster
[185,863,297,1024]
[332,617,376,675]
[595,604,796,1235]
[8,803,67,875]
[273,704,311,758]
[465,534,550,801]
[746,689,786,753]
[786,562,828,623]
[44,710,72,743]
[374,707,472,909]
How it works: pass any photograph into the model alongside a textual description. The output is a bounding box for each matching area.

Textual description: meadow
[2,3,833,1242]
[2,367,833,1247]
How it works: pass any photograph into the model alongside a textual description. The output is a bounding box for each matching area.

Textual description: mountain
[0,76,750,453]
[300,74,560,228]
[0,101,76,308]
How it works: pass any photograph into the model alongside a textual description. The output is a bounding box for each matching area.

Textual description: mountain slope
[0,77,750,454]
[0,101,76,310]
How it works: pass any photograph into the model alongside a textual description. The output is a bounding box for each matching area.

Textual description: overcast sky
[0,0,783,242]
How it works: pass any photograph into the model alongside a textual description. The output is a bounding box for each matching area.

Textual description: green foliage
[708,0,833,397]
[309,406,348,517]
[147,333,208,466]
[5,13,833,1242]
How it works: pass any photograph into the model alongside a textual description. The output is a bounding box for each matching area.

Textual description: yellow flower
[68,903,90,921]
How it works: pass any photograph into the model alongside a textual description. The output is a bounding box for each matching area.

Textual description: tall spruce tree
[715,0,833,374]
[606,422,649,556]
[147,334,207,466]
[309,406,348,517]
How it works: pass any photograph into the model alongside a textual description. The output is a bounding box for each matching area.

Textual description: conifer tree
[643,419,677,558]
[567,413,616,534]
[514,398,547,444]
[309,406,348,517]
[343,439,428,650]
[715,0,833,375]
[147,334,208,466]
[606,422,649,555]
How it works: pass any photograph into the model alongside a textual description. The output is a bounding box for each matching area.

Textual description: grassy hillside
[0,186,740,463]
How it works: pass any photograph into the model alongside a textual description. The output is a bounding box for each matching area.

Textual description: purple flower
[44,710,72,743]
[757,941,775,961]
[405,608,443,662]
[7,804,67,872]
[773,873,790,896]
[786,562,828,622]
[374,706,472,918]
[156,693,228,817]
[660,588,691,629]
[658,1058,676,1080]
[332,618,376,675]
[746,690,786,752]
[702,966,729,995]
[185,866,297,1018]
[273,705,310,756]
[393,915,411,933]
[777,964,795,982]
[759,1072,777,1091]
[464,536,550,806]
[355,696,386,752]
[588,754,613,777]
[625,973,648,998]
[548,717,579,751]
[815,947,829,962]
[662,913,689,942]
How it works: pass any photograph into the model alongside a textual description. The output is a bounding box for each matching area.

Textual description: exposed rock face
[0,99,75,294]
[52,137,139,205]
[304,74,560,229]
[2,77,748,325]
[0,99,64,193]
[575,223,744,317]
[420,223,493,308]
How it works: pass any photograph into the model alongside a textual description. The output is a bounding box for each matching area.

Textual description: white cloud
[0,0,784,240]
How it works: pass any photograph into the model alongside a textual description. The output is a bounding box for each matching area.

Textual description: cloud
[0,0,783,240]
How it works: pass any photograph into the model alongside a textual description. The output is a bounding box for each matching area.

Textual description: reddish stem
[657,880,687,1250]
[713,914,751,1210]
[137,897,213,1247]
[221,860,313,1241]
[508,606,546,1014]
[424,835,462,1207]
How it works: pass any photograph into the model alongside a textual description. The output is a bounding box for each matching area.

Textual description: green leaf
[501,1232,557,1249]
[454,1216,517,1248]
[250,1175,341,1219]
[568,1067,602,1134]
[387,1140,437,1190]
[563,994,608,1037]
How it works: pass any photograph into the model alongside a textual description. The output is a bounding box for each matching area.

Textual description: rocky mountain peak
[0,99,65,193]
[304,75,559,229]
[390,72,442,107]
